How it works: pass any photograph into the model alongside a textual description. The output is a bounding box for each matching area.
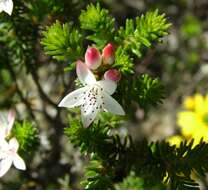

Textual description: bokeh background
[0,0,208,189]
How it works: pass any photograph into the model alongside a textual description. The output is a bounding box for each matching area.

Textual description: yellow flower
[177,94,208,146]
[167,135,184,147]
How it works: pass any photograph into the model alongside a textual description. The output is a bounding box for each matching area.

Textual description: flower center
[8,148,16,156]
[82,85,104,117]
[202,113,208,125]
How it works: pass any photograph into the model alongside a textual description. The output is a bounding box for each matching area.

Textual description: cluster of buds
[84,43,121,82]
[59,43,125,127]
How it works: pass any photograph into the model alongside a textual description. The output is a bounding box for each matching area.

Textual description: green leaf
[115,10,171,58]
[12,120,39,154]
[79,3,115,48]
[113,47,134,75]
[41,20,84,61]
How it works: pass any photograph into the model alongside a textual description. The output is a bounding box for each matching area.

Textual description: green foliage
[118,74,165,112]
[12,120,39,154]
[81,160,114,190]
[41,21,84,61]
[134,74,165,108]
[115,10,171,57]
[65,116,208,190]
[115,172,145,190]
[65,119,133,189]
[42,5,171,74]
[0,22,26,66]
[0,5,38,72]
[79,3,115,48]
[168,140,208,189]
[113,47,134,74]
[181,14,202,39]
[148,140,208,190]
[64,119,110,155]
[115,172,165,190]
[99,112,125,128]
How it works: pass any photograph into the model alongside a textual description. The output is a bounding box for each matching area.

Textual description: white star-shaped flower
[0,0,13,15]
[58,61,125,127]
[0,109,15,141]
[0,138,26,177]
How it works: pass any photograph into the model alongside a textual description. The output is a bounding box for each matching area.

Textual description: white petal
[0,140,9,159]
[0,139,9,150]
[0,0,13,15]
[76,60,96,85]
[97,80,117,95]
[13,154,26,170]
[0,157,12,177]
[81,97,102,127]
[0,128,6,141]
[58,87,89,108]
[0,152,7,159]
[103,92,125,115]
[6,109,15,136]
[0,112,8,137]
[9,138,19,152]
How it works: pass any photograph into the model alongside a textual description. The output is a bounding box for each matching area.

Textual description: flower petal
[0,140,9,159]
[177,111,199,137]
[97,80,117,95]
[58,87,89,108]
[6,109,15,136]
[81,96,102,127]
[0,0,13,15]
[103,92,125,115]
[0,112,8,128]
[0,157,12,177]
[13,154,26,170]
[194,94,206,115]
[0,139,9,150]
[76,60,96,85]
[9,138,19,152]
[0,128,6,141]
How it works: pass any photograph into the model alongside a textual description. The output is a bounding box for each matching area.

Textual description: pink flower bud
[85,47,102,70]
[102,43,115,65]
[104,69,121,82]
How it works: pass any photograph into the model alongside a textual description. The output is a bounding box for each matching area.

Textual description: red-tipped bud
[104,69,121,82]
[102,43,115,65]
[85,47,102,70]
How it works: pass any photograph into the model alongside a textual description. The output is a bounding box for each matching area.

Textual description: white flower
[0,0,13,15]
[0,138,26,177]
[0,109,15,141]
[58,61,125,127]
